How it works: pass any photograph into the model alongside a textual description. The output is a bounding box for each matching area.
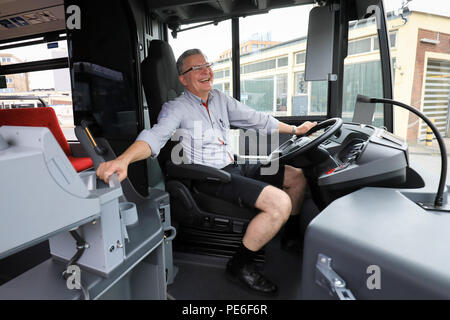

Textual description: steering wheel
[268,117,343,163]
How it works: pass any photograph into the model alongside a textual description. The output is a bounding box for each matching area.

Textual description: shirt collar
[184,89,215,104]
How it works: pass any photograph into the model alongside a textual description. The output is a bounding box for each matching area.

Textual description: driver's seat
[141,40,261,260]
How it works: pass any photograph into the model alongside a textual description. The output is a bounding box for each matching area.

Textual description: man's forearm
[278,121,317,136]
[117,140,152,165]
[278,122,295,134]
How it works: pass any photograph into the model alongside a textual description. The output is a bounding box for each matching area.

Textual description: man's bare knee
[283,166,305,189]
[297,167,306,183]
[255,186,291,223]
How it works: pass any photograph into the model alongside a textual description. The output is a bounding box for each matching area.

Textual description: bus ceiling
[149,0,387,35]
[150,0,316,31]
[0,0,65,42]
[0,0,386,42]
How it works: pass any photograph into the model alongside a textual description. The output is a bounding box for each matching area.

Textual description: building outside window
[294,72,307,95]
[276,74,288,112]
[348,38,372,55]
[295,52,306,65]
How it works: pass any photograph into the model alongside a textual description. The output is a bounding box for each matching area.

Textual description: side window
[238,5,327,117]
[343,17,387,127]
[212,64,231,96]
[169,20,232,97]
[0,38,75,140]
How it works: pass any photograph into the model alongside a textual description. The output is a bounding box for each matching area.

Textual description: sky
[2,0,449,90]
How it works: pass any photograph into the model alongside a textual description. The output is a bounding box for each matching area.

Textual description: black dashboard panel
[316,123,408,190]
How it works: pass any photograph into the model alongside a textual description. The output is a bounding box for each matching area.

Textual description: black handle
[75,122,108,169]
[80,120,107,156]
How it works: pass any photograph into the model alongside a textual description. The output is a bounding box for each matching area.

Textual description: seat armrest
[165,162,231,183]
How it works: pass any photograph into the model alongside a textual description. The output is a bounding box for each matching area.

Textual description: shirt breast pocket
[218,118,230,130]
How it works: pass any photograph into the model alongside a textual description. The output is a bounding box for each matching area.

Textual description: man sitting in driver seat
[96,49,316,295]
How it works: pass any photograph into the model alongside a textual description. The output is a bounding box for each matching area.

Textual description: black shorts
[193,162,285,209]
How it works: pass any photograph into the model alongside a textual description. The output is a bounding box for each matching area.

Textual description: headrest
[141,40,184,126]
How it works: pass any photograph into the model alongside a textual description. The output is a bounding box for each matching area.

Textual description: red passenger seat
[0,107,93,172]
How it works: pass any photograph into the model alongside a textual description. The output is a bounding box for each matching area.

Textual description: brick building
[406,29,450,141]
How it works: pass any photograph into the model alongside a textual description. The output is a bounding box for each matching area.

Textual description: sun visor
[304,5,335,81]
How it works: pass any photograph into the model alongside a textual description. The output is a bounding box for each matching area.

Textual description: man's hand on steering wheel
[271,118,343,163]
[294,121,317,136]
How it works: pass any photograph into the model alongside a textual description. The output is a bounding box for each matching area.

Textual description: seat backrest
[141,40,185,127]
[0,107,71,156]
[0,107,93,172]
[141,40,184,167]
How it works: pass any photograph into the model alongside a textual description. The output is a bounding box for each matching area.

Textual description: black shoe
[226,260,278,296]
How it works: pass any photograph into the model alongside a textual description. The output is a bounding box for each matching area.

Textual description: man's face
[178,54,214,99]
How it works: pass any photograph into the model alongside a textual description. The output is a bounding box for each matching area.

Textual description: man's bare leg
[282,166,307,216]
[227,185,292,295]
[242,185,292,251]
[280,165,307,252]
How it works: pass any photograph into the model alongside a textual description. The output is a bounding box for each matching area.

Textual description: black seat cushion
[192,187,257,220]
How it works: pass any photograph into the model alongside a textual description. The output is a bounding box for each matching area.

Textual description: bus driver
[96,49,317,295]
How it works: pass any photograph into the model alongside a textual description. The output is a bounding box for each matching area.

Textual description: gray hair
[176,49,207,75]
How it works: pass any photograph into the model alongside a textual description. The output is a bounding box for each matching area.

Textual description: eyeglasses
[181,62,214,75]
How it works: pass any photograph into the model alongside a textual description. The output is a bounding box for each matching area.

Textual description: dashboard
[314,123,409,191]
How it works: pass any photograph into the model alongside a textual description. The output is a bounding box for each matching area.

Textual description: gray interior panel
[301,187,450,299]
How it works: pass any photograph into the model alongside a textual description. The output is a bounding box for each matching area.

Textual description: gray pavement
[408,137,450,156]
[408,138,450,182]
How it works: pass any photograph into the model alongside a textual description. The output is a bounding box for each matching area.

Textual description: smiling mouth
[200,78,210,83]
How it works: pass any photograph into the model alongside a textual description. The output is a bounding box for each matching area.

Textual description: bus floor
[167,234,304,300]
